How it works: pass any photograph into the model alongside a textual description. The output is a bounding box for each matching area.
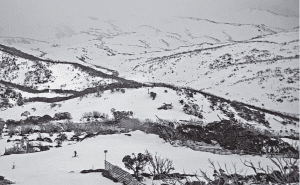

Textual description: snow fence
[105,161,143,185]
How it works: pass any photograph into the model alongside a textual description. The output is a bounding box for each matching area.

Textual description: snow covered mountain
[127,31,299,115]
[0,0,298,120]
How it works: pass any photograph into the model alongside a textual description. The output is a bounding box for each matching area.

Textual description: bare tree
[146,150,175,178]
[241,152,299,184]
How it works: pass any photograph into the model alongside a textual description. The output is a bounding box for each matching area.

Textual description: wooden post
[104,150,108,169]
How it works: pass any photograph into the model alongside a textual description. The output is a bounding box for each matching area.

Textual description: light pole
[104,150,108,169]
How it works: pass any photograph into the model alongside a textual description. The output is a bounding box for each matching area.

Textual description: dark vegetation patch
[153,119,298,157]
[205,95,270,127]
[0,85,24,108]
[0,176,14,184]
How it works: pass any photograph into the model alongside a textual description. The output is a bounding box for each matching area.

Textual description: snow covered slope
[0,130,276,185]
[0,87,298,134]
[127,32,299,115]
[0,46,124,91]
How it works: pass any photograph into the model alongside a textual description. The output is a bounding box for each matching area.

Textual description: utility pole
[104,150,108,169]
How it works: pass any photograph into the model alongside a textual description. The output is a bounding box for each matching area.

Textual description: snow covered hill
[0,0,298,66]
[0,43,145,93]
[126,31,299,115]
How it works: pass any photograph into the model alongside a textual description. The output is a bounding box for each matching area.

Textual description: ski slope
[0,130,276,185]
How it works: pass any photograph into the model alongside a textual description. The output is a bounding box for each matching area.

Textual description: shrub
[139,119,158,134]
[82,112,93,119]
[61,121,77,132]
[39,145,50,151]
[54,112,72,120]
[157,103,173,110]
[6,119,20,127]
[92,111,101,118]
[39,115,53,122]
[95,89,103,97]
[84,122,104,134]
[179,100,184,105]
[119,118,141,131]
[21,111,31,118]
[57,132,68,141]
[0,120,5,132]
[112,111,133,121]
[0,176,14,184]
[73,126,84,136]
[7,125,18,137]
[183,103,203,119]
[41,123,62,133]
[20,125,33,135]
[55,132,68,147]
[0,98,10,109]
[25,116,41,124]
[55,139,63,147]
[4,144,26,155]
[150,92,157,100]
[50,103,57,109]
[37,132,44,141]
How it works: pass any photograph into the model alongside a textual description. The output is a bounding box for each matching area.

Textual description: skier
[73,151,77,157]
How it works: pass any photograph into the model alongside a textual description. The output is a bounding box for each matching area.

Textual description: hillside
[126,31,299,115]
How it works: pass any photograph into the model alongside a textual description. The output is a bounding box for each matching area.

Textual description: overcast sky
[0,0,298,39]
[1,0,298,16]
